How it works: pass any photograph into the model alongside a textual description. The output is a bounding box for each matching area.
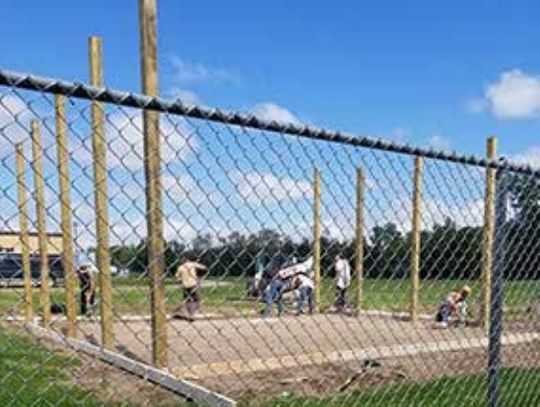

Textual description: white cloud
[513,146,540,169]
[169,87,201,105]
[72,112,196,171]
[0,94,32,147]
[428,133,451,150]
[169,55,237,85]
[251,103,301,125]
[474,70,540,119]
[232,171,311,204]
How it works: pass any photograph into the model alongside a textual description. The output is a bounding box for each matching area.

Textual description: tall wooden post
[89,36,114,349]
[354,168,365,316]
[31,120,51,327]
[140,0,168,367]
[481,136,497,332]
[313,168,321,312]
[410,156,423,322]
[16,143,33,323]
[55,94,77,337]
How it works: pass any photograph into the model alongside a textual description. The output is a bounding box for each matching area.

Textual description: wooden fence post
[31,120,51,327]
[55,94,77,337]
[16,142,33,323]
[313,168,321,312]
[354,168,365,316]
[89,36,114,349]
[140,0,168,368]
[410,156,423,322]
[481,136,497,332]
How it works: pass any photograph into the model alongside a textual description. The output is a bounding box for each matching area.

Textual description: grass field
[1,277,538,317]
[254,368,540,407]
[1,327,539,406]
[0,327,183,406]
[0,328,115,406]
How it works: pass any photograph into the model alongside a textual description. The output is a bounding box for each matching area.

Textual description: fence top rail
[1,68,539,178]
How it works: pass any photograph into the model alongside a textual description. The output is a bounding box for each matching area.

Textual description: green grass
[253,368,540,406]
[0,328,120,406]
[1,278,538,317]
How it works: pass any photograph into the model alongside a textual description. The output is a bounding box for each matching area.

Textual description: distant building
[0,230,64,281]
[0,230,63,255]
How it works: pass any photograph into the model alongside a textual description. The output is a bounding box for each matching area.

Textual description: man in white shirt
[334,254,351,313]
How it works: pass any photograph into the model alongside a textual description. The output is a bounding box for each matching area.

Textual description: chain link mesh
[0,71,539,406]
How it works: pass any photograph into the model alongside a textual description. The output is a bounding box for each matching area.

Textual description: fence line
[1,67,539,406]
[1,69,539,179]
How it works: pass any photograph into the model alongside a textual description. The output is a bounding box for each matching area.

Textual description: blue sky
[1,0,539,162]
[0,1,538,248]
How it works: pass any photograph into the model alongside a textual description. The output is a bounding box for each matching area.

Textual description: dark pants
[334,287,347,311]
[436,301,452,323]
[80,287,95,316]
[183,287,200,316]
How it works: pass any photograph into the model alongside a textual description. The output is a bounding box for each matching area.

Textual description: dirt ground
[46,311,538,403]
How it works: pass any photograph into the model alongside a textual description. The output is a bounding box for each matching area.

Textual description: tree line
[109,174,540,280]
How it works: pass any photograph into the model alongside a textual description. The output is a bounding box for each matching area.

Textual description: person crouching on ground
[262,267,294,318]
[175,255,207,319]
[78,263,96,317]
[293,273,315,315]
[435,285,472,328]
[334,254,351,313]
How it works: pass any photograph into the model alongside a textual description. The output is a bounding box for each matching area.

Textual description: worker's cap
[461,285,472,294]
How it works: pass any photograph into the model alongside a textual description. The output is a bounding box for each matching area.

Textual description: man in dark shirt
[78,264,96,316]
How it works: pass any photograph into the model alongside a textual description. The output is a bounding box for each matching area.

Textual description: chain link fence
[0,69,539,406]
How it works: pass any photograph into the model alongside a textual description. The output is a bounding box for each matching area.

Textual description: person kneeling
[435,285,471,328]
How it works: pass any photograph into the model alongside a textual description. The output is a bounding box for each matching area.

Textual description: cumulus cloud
[471,69,540,119]
[251,103,301,125]
[72,112,196,171]
[232,171,310,204]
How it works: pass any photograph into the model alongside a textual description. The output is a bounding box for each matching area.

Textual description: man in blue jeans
[294,273,314,315]
[262,277,286,317]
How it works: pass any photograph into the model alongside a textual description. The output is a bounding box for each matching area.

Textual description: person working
[435,285,472,328]
[78,263,97,316]
[334,254,351,313]
[175,256,208,319]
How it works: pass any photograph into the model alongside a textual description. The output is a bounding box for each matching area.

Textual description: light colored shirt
[296,256,313,275]
[296,273,314,289]
[335,259,351,289]
[176,261,206,289]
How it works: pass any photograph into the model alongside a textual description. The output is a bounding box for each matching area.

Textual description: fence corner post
[487,161,507,407]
